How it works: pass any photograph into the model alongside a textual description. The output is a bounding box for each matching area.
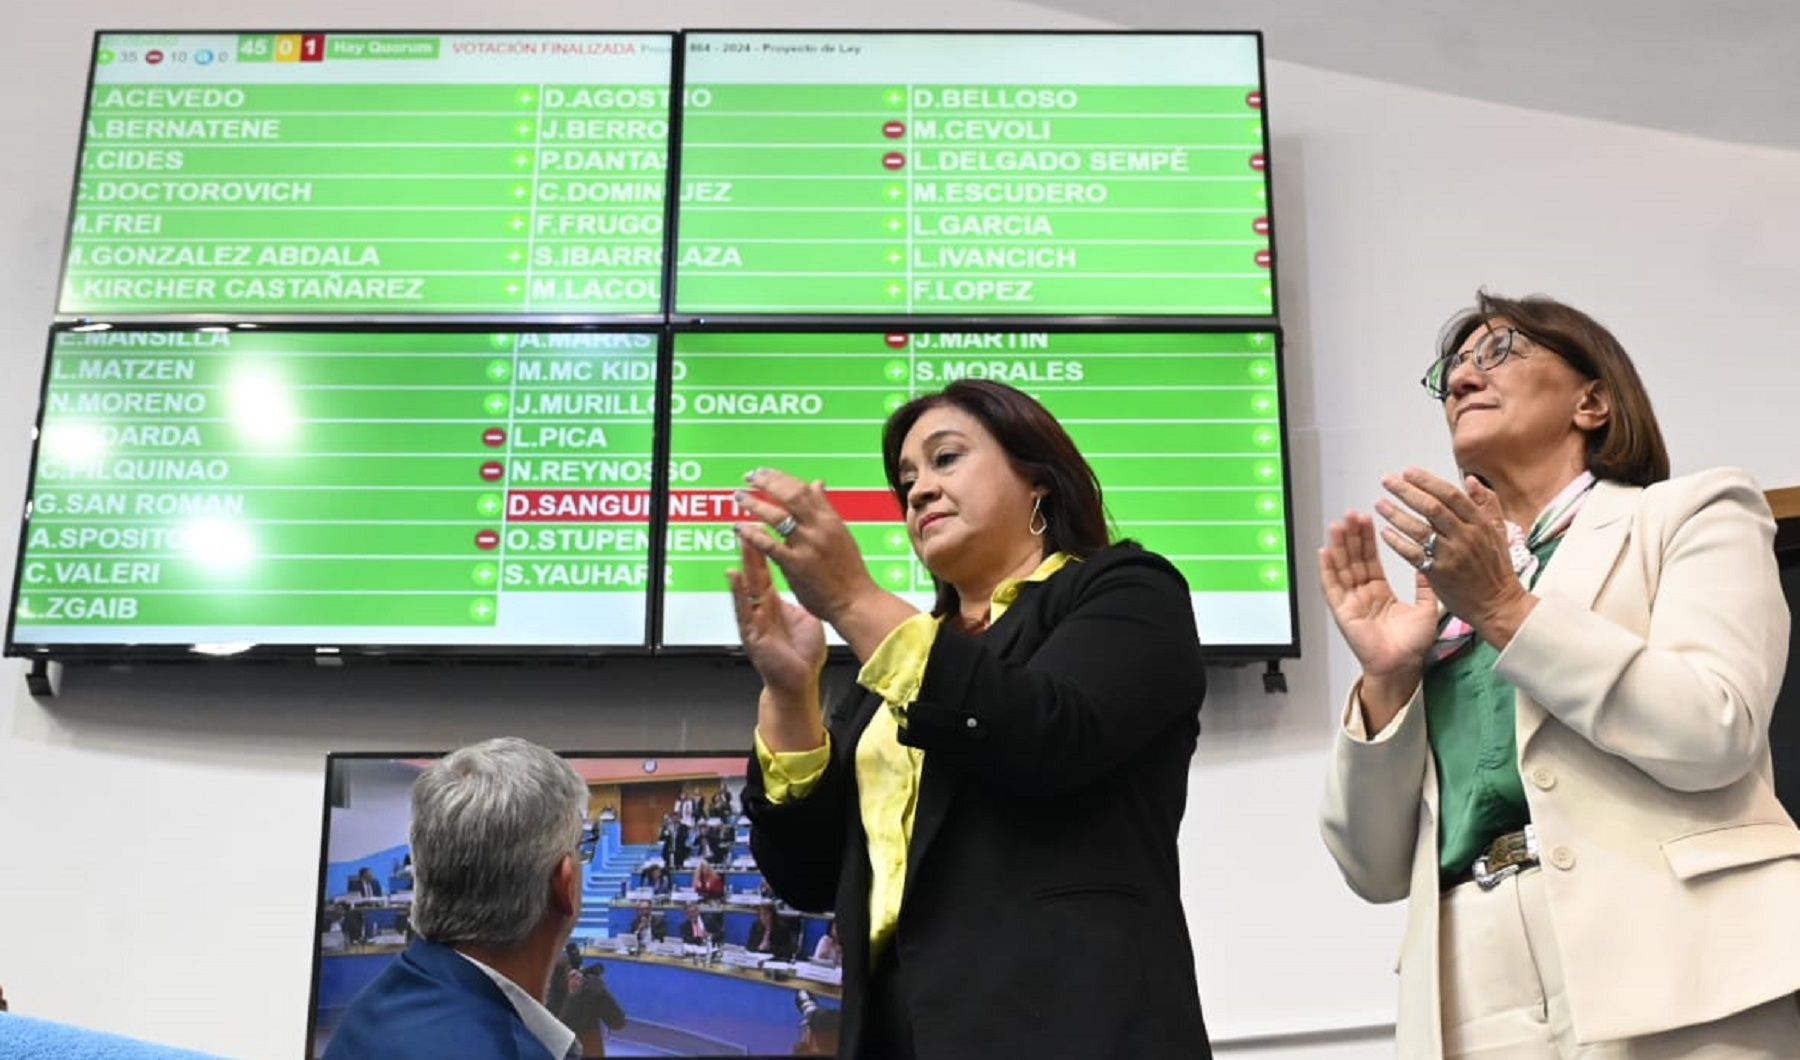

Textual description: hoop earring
[1028,495,1047,536]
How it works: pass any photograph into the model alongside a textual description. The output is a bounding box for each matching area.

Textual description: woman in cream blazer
[1319,292,1800,1058]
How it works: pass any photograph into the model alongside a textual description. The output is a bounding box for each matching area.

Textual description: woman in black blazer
[728,379,1212,1060]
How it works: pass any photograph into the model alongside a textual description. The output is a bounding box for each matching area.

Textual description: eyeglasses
[576,821,600,864]
[1421,326,1522,400]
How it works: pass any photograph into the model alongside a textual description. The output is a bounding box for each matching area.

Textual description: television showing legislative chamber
[310,751,842,1058]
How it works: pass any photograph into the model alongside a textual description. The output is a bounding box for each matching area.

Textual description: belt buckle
[1471,825,1538,891]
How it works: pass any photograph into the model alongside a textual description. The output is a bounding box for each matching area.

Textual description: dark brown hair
[881,379,1113,618]
[1437,290,1670,486]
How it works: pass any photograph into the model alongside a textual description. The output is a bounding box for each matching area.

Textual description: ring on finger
[773,514,798,538]
[1418,555,1435,573]
[745,594,762,607]
[1422,531,1439,558]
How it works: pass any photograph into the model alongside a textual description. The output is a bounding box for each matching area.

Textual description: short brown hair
[1437,291,1670,486]
[881,379,1113,617]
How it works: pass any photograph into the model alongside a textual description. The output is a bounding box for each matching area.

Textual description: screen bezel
[3,321,667,661]
[55,29,682,328]
[667,27,1277,329]
[305,748,788,1060]
[650,319,1301,662]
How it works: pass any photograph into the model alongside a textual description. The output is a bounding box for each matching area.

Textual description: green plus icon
[1249,333,1269,347]
[97,49,116,64]
[883,360,908,381]
[476,493,503,517]
[515,120,535,137]
[504,281,522,297]
[1259,564,1286,587]
[885,530,908,550]
[881,564,909,586]
[884,393,906,413]
[884,88,904,107]
[1256,494,1280,516]
[516,88,536,106]
[489,333,513,350]
[1248,360,1273,380]
[1251,393,1274,414]
[505,247,525,265]
[1254,461,1279,481]
[511,184,530,200]
[486,360,512,382]
[1258,530,1282,551]
[885,183,905,201]
[512,152,532,169]
[508,215,527,232]
[1252,427,1277,449]
[884,216,903,233]
[885,283,904,299]
[885,247,903,265]
[472,563,498,587]
[469,598,497,623]
[483,394,508,416]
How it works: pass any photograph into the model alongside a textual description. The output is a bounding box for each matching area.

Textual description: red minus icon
[1249,153,1266,172]
[482,427,507,447]
[884,333,910,349]
[479,461,505,482]
[475,530,500,550]
[1255,249,1272,268]
[883,121,906,138]
[882,152,906,171]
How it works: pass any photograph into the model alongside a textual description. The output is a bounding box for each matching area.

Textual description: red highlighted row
[500,488,903,524]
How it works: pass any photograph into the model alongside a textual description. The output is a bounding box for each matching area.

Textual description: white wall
[5,2,1800,1058]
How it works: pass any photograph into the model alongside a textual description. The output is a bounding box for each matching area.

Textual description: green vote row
[15,591,507,627]
[25,482,1286,524]
[680,204,1266,240]
[59,276,663,313]
[21,517,1279,563]
[88,84,665,113]
[682,146,1260,180]
[674,274,1271,314]
[680,84,1259,114]
[681,113,1259,148]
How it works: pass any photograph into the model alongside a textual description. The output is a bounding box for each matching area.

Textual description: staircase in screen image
[579,840,658,933]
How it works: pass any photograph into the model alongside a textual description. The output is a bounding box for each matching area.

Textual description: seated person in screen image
[325,737,594,1060]
[710,822,735,865]
[1319,292,1800,1058]
[349,867,383,898]
[711,787,735,819]
[809,919,842,968]
[692,860,726,901]
[745,902,797,961]
[628,901,661,944]
[731,379,1212,1059]
[548,942,627,1059]
[678,902,719,947]
[640,863,672,898]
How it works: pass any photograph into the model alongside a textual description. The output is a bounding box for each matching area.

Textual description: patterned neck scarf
[1430,471,1597,663]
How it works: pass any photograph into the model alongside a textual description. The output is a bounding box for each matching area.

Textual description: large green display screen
[8,328,656,652]
[674,33,1271,318]
[60,33,673,318]
[660,331,1294,651]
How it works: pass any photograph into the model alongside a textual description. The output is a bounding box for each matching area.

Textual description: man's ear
[548,854,578,916]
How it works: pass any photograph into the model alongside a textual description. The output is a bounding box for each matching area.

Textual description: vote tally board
[9,31,1296,659]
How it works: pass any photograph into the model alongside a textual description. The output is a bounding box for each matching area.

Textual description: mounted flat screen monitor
[5,327,658,657]
[673,31,1272,322]
[311,751,841,1059]
[60,31,675,321]
[658,329,1297,657]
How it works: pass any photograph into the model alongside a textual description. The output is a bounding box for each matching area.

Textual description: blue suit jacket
[324,938,559,1060]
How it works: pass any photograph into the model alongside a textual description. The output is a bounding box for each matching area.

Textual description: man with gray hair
[326,737,593,1060]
